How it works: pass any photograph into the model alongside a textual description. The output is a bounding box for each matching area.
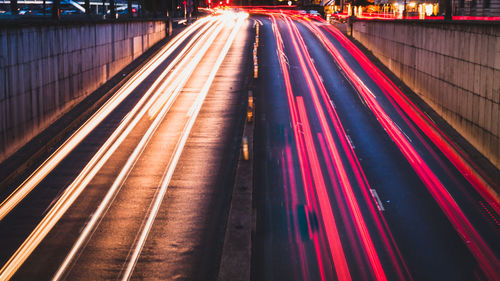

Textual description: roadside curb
[217,93,254,281]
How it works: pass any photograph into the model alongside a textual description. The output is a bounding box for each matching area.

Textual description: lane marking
[370,189,385,212]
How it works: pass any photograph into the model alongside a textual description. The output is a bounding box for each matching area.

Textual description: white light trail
[120,12,247,281]
[0,17,221,281]
[51,16,226,281]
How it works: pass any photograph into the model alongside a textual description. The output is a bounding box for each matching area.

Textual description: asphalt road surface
[251,13,499,281]
[0,11,250,281]
[0,9,498,281]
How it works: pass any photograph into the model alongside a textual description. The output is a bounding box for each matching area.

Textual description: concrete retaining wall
[0,20,166,162]
[352,20,500,168]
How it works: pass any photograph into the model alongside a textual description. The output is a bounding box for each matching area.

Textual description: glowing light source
[425,4,433,16]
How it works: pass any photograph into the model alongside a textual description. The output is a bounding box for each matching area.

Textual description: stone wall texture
[352,20,500,168]
[0,20,166,162]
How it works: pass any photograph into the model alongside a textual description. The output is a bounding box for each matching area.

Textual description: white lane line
[329,99,336,109]
[0,17,218,281]
[50,17,227,281]
[346,134,355,150]
[120,12,248,281]
[0,17,211,222]
[370,189,385,212]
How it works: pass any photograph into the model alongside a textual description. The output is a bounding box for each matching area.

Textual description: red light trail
[270,11,416,281]
[260,8,500,280]
[296,14,500,280]
[271,14,352,281]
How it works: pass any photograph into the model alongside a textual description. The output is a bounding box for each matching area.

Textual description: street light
[403,0,406,18]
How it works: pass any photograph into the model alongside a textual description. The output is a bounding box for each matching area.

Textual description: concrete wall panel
[0,20,166,162]
[353,21,500,168]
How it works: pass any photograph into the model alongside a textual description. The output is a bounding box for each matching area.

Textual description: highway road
[0,9,499,281]
[251,12,499,281]
[0,11,250,280]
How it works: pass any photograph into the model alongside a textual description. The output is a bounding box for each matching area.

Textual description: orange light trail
[50,15,230,281]
[120,12,247,280]
[0,13,245,281]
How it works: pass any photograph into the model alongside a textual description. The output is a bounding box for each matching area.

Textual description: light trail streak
[282,14,389,281]
[296,96,350,281]
[0,17,211,222]
[0,16,224,281]
[50,16,228,281]
[283,140,311,281]
[302,18,500,280]
[120,12,247,281]
[271,15,352,281]
[268,11,411,279]
[315,132,372,280]
[291,16,412,280]
[274,15,325,280]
